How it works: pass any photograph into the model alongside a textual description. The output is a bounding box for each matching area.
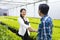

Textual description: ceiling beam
[9,0,47,9]
[0,0,47,9]
[0,1,28,3]
[0,3,26,5]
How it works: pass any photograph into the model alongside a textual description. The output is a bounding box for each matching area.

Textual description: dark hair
[39,4,49,15]
[20,8,26,13]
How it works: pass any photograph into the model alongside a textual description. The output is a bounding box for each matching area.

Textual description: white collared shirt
[18,17,30,36]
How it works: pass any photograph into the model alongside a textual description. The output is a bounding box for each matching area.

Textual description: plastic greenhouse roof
[0,0,46,9]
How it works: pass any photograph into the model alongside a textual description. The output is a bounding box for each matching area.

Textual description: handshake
[27,27,38,32]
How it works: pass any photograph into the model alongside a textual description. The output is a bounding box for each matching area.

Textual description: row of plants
[4,16,60,27]
[0,17,38,40]
[0,24,22,40]
[0,16,60,40]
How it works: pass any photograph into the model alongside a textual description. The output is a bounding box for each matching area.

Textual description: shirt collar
[41,15,48,21]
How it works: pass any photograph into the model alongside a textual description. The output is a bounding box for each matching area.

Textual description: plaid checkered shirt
[37,15,53,40]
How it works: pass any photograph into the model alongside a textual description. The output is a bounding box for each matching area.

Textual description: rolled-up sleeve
[18,18,30,29]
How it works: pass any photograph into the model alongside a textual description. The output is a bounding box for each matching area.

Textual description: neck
[42,14,48,18]
[41,14,45,17]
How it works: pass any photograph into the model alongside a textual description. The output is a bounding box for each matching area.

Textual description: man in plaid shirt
[37,4,53,40]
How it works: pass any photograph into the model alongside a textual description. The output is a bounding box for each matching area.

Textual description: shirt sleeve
[42,19,52,40]
[18,17,30,29]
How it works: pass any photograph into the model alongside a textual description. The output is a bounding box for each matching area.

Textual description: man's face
[38,10,42,17]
